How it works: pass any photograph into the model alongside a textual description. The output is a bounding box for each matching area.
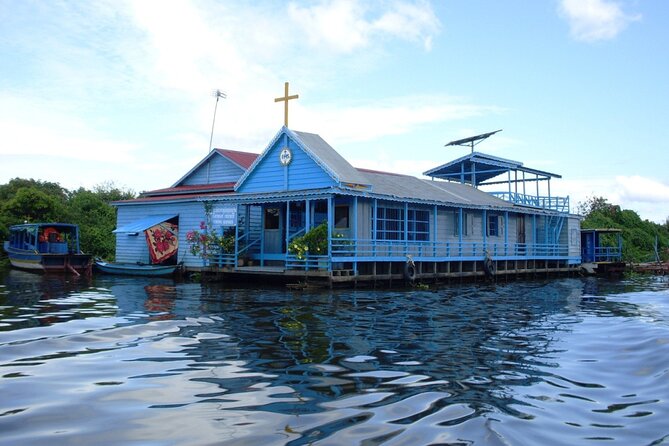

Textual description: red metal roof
[215,149,258,169]
[114,190,237,204]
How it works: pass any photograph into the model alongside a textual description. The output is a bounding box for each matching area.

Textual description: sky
[1,0,668,222]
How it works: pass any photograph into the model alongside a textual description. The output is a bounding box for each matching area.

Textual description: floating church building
[112,88,581,284]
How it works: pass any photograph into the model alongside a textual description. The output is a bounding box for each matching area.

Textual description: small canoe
[95,261,177,277]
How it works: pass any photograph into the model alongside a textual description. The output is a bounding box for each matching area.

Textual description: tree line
[0,178,135,261]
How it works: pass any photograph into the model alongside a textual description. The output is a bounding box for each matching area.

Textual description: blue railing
[593,246,622,262]
[210,251,236,267]
[490,192,570,213]
[208,239,573,271]
[281,239,572,270]
[330,238,569,260]
[286,254,330,271]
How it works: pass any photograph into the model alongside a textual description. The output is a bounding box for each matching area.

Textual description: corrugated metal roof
[113,214,177,233]
[292,130,371,187]
[423,151,561,185]
[360,170,514,208]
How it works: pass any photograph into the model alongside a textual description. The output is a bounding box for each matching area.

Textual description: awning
[113,215,176,234]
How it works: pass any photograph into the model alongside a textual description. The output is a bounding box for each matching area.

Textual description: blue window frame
[454,211,474,236]
[487,214,501,237]
[376,206,404,240]
[408,209,430,241]
[375,206,430,241]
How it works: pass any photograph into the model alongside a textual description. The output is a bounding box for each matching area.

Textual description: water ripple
[0,273,668,445]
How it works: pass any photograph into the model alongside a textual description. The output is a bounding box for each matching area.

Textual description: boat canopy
[113,215,176,234]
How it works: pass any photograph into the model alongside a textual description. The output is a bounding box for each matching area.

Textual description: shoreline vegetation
[0,178,135,262]
[1,177,668,267]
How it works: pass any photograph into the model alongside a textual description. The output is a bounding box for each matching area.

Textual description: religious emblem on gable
[279,147,292,166]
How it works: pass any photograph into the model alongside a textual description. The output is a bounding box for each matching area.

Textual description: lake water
[0,270,668,446]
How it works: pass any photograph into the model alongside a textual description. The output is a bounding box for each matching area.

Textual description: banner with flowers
[144,222,178,263]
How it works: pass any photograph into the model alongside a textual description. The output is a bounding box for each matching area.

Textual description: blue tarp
[112,215,176,234]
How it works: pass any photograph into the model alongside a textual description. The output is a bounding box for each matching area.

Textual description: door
[581,232,594,262]
[263,207,283,253]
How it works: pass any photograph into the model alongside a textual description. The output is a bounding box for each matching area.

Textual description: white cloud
[0,94,137,162]
[296,96,502,144]
[554,176,669,223]
[559,0,641,42]
[616,175,669,204]
[0,1,482,194]
[287,0,440,53]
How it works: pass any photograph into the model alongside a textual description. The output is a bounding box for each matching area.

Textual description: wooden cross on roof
[274,81,299,127]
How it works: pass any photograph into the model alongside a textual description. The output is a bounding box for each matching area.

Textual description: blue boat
[3,223,92,275]
[94,260,177,277]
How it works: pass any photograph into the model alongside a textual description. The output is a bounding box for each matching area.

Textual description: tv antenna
[445,129,502,153]
[208,89,227,153]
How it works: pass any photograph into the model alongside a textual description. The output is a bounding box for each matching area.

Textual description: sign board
[279,147,292,166]
[212,205,237,227]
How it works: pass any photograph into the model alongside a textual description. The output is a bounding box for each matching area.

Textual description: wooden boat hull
[5,247,92,274]
[95,261,177,277]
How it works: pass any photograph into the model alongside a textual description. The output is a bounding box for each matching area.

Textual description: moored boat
[94,260,177,277]
[3,223,92,275]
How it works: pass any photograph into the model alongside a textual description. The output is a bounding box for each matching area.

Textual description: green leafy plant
[288,222,346,260]
[186,202,235,260]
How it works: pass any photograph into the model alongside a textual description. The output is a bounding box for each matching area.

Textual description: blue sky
[1,0,667,222]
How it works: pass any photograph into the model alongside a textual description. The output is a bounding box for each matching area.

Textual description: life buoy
[404,256,417,282]
[484,256,495,278]
[43,227,61,242]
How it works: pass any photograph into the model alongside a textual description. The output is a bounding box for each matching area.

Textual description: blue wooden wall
[115,202,207,267]
[181,153,245,185]
[238,134,335,193]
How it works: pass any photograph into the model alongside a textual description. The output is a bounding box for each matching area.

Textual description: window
[408,209,430,241]
[487,215,501,237]
[570,228,579,246]
[313,201,327,226]
[455,212,474,236]
[289,202,304,230]
[453,211,461,236]
[375,206,430,241]
[376,206,404,240]
[335,205,349,229]
[264,208,280,230]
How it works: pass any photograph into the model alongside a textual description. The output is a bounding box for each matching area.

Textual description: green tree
[2,187,68,224]
[0,178,135,261]
[0,178,68,203]
[68,183,135,260]
[0,178,71,240]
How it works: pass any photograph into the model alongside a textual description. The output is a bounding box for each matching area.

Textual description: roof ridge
[215,148,258,155]
[356,167,412,178]
[419,178,470,202]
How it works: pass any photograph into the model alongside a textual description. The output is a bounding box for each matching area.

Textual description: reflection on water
[0,270,668,445]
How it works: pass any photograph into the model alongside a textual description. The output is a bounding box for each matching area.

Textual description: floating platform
[631,262,669,275]
[192,258,580,287]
